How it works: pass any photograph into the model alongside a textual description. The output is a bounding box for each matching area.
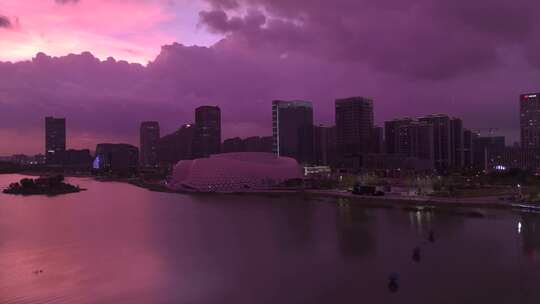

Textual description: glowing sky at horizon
[0,0,221,64]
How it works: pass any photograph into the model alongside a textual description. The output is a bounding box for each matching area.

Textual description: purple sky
[1,0,539,154]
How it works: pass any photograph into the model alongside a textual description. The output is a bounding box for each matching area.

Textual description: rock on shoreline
[3,175,84,196]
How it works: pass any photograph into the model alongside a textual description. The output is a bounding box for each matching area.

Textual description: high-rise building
[193,106,221,158]
[463,129,474,168]
[313,125,337,166]
[335,97,374,158]
[450,118,464,169]
[407,121,434,162]
[157,123,195,165]
[371,126,384,154]
[520,93,540,148]
[385,118,413,154]
[140,121,160,167]
[272,100,314,163]
[419,114,452,171]
[45,116,66,165]
[385,118,433,162]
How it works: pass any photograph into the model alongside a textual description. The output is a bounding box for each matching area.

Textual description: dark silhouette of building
[313,125,337,166]
[384,118,434,165]
[473,135,505,170]
[520,93,540,148]
[385,118,413,154]
[463,129,474,168]
[450,118,464,169]
[371,126,384,154]
[222,137,244,153]
[244,136,271,152]
[487,147,540,171]
[407,121,434,163]
[272,100,314,163]
[222,136,274,153]
[94,144,139,175]
[419,114,452,171]
[34,154,46,165]
[193,106,221,158]
[45,116,66,165]
[63,149,92,170]
[335,97,374,159]
[139,121,160,168]
[156,123,195,165]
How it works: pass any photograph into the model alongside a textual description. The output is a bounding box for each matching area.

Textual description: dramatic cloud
[0,15,12,28]
[0,0,215,63]
[0,0,539,154]
[199,0,540,80]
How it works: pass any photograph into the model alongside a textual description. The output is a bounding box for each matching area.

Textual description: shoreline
[5,172,539,211]
[127,178,538,211]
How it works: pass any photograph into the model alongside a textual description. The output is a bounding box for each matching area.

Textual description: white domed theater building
[167,152,304,193]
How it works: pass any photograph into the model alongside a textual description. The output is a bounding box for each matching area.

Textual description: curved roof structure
[168,152,303,193]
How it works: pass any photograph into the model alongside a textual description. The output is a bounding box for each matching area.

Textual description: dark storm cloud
[0,15,12,28]
[1,0,539,153]
[200,0,540,80]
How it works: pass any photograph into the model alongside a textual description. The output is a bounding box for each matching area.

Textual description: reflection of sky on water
[1,174,540,303]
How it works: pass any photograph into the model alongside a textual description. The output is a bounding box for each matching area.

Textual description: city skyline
[1,0,540,154]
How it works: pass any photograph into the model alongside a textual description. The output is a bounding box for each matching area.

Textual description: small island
[3,175,84,196]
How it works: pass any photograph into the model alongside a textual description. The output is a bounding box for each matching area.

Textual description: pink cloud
[0,0,213,63]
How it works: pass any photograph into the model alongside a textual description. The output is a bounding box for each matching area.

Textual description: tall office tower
[450,118,464,169]
[272,100,314,163]
[395,121,434,161]
[157,123,195,165]
[371,126,384,154]
[335,97,374,159]
[419,114,452,171]
[409,121,434,162]
[520,93,540,148]
[45,116,66,165]
[193,106,221,158]
[313,125,337,166]
[463,129,474,168]
[140,121,160,167]
[385,118,414,154]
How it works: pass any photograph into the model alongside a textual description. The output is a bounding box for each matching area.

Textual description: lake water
[0,174,539,303]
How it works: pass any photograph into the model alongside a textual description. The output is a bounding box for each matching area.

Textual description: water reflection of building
[521,214,540,262]
[408,208,434,236]
[336,201,376,258]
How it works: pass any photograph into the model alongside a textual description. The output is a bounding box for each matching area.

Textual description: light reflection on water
[0,174,539,303]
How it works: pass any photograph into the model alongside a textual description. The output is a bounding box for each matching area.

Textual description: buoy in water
[412,247,421,262]
[388,273,400,292]
[428,231,435,243]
